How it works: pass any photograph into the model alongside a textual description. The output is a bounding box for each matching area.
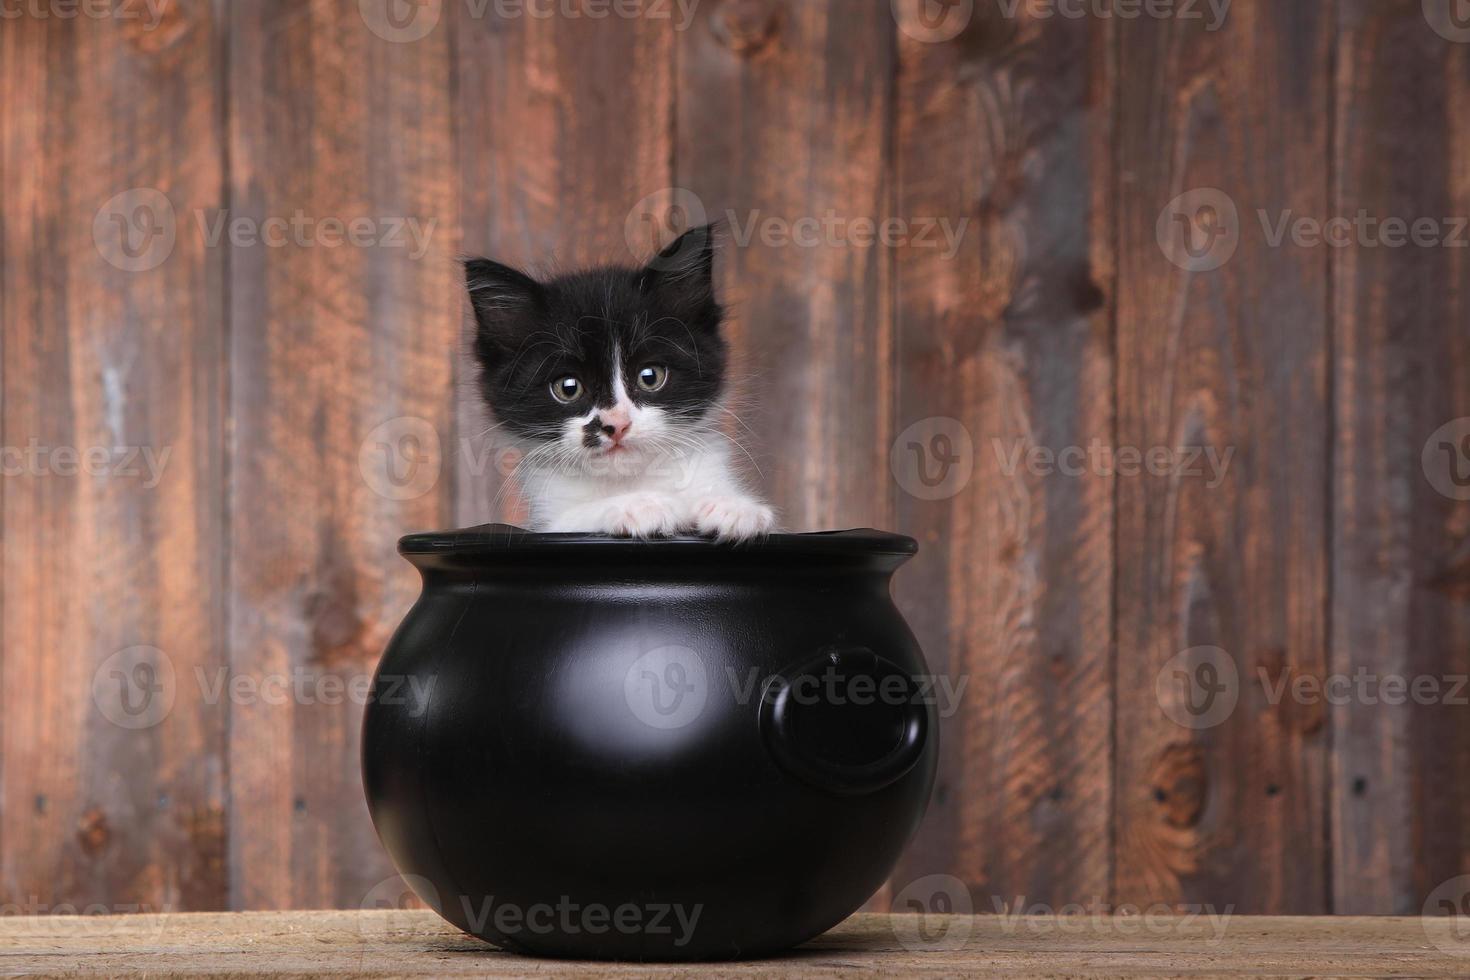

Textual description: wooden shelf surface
[1,910,1467,977]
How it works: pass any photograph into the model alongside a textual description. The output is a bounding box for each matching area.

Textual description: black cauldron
[362,524,937,961]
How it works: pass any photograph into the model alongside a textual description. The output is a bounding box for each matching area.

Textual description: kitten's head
[465,225,727,474]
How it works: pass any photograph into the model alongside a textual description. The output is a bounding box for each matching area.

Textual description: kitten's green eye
[550,376,582,404]
[637,365,668,392]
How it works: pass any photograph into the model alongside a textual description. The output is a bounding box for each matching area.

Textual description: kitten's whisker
[492,439,580,518]
[703,428,766,480]
[642,315,701,376]
[514,353,559,391]
[642,334,695,362]
[501,336,566,380]
[716,404,759,441]
[472,418,518,440]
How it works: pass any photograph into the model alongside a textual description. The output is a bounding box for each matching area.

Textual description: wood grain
[1114,1,1332,911]
[3,0,1470,919]
[674,0,894,533]
[1331,0,1470,914]
[224,0,458,909]
[0,0,227,912]
[1,910,1467,977]
[451,1,674,526]
[886,1,1116,910]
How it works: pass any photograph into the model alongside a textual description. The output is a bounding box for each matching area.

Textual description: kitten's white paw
[595,493,682,538]
[692,496,775,541]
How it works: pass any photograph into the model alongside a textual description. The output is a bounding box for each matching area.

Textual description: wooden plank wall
[452,0,674,527]
[1332,0,1470,913]
[887,0,1115,910]
[1114,0,1332,912]
[0,0,1466,918]
[224,0,457,910]
[1,0,228,912]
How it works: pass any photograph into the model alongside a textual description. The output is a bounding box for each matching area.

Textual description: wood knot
[304,589,366,666]
[124,0,195,55]
[711,0,780,55]
[1255,650,1326,736]
[78,807,112,856]
[1072,274,1106,316]
[1257,646,1287,677]
[186,804,227,885]
[1428,538,1470,600]
[893,0,980,46]
[1148,743,1206,829]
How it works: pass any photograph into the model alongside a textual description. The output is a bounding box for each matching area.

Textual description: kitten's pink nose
[600,409,631,444]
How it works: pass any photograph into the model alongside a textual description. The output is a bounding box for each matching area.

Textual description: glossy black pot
[362,524,937,961]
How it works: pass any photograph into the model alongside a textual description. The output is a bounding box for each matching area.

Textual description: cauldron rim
[397,523,917,562]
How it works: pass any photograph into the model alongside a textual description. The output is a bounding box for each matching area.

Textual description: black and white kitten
[466,225,775,540]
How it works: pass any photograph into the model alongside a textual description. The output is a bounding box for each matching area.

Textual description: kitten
[465,224,775,540]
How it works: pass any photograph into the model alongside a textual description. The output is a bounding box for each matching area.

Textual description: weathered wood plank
[1114,1,1332,911]
[0,0,227,912]
[0,910,1466,977]
[452,2,675,526]
[673,0,894,534]
[886,1,1115,910]
[225,1,458,908]
[1331,0,1470,914]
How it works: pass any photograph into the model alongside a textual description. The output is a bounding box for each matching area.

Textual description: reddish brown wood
[225,0,458,908]
[673,0,894,534]
[6,910,1470,977]
[3,0,1470,919]
[0,0,227,911]
[452,3,674,526]
[1331,0,1470,914]
[1114,1,1332,912]
[885,1,1116,911]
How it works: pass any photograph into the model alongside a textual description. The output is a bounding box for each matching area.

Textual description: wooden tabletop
[1,910,1466,977]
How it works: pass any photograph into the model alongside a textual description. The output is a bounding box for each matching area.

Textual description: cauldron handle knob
[758,646,929,796]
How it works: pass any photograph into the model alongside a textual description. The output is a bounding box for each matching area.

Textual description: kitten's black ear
[638,223,718,306]
[464,258,544,341]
